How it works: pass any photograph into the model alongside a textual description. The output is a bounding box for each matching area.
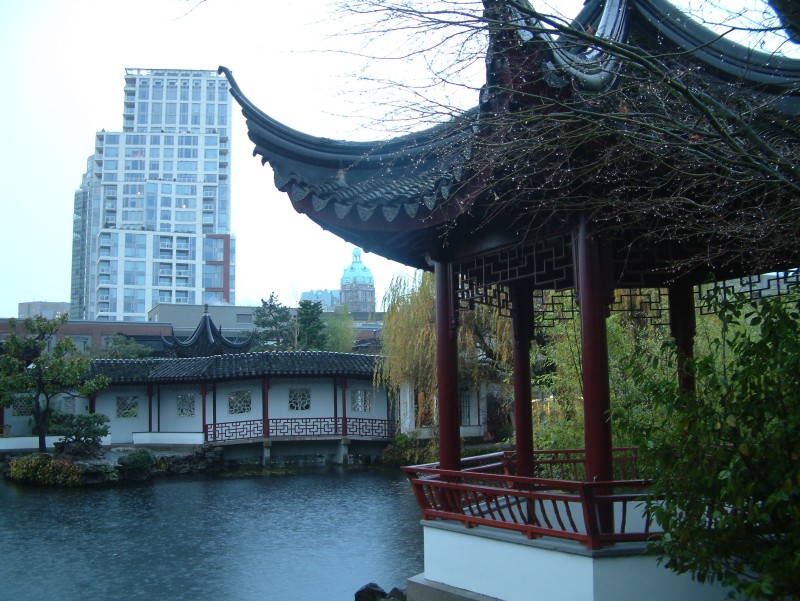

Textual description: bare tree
[335,0,800,277]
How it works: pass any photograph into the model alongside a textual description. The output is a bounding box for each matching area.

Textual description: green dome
[341,248,374,286]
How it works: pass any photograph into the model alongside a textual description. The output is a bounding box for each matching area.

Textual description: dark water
[0,467,423,601]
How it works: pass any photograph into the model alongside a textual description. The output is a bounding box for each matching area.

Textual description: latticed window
[62,396,77,414]
[12,398,34,417]
[460,387,471,426]
[116,396,139,419]
[351,389,372,412]
[177,393,195,417]
[289,388,311,411]
[228,390,251,415]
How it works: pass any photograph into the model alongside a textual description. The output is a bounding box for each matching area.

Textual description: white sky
[0,0,427,318]
[0,0,791,319]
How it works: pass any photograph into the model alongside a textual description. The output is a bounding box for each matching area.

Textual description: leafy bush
[619,292,800,599]
[53,413,110,457]
[117,448,155,471]
[380,432,438,466]
[8,454,84,487]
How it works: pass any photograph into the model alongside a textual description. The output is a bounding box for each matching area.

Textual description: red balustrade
[204,417,395,442]
[402,449,660,550]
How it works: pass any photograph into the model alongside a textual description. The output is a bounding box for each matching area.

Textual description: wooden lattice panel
[697,271,800,314]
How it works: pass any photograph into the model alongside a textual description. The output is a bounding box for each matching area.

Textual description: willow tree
[380,271,512,429]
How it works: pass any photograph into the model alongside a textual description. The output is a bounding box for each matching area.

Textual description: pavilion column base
[408,521,729,601]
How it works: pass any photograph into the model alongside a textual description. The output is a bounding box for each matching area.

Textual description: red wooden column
[201,384,207,442]
[333,377,339,434]
[341,377,348,437]
[147,385,154,433]
[212,383,218,442]
[668,281,696,395]
[262,377,270,438]
[435,260,461,471]
[510,280,535,477]
[575,218,613,485]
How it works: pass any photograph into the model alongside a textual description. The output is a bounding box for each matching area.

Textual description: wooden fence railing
[205,417,395,442]
[402,449,660,550]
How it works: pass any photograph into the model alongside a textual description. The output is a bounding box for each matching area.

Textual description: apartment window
[289,389,311,411]
[123,260,146,285]
[228,390,251,415]
[178,135,198,146]
[116,396,139,418]
[105,147,119,157]
[123,288,146,313]
[124,234,146,258]
[203,237,224,261]
[203,264,223,288]
[351,389,372,413]
[177,161,197,172]
[158,290,172,303]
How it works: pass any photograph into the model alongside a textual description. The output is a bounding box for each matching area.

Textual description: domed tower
[340,248,375,314]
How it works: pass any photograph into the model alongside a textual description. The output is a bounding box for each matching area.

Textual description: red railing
[205,418,395,442]
[402,449,660,550]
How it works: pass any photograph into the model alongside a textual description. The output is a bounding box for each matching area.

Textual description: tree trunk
[33,401,48,452]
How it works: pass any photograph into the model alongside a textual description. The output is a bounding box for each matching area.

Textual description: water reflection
[0,467,423,601]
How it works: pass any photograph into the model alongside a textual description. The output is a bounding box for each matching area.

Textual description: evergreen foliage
[253,293,295,351]
[0,315,109,452]
[296,300,328,351]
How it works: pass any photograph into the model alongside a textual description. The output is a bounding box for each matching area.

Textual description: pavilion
[219,0,799,599]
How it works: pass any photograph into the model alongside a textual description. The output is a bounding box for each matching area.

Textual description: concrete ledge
[407,574,502,601]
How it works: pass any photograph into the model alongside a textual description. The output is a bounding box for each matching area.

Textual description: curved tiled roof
[162,309,252,357]
[89,351,379,385]
[220,0,800,275]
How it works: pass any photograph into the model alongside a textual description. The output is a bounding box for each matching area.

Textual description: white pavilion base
[408,521,729,601]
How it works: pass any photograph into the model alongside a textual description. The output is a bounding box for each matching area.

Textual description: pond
[0,467,424,601]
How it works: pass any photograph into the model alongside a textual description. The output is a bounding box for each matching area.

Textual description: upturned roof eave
[218,66,475,170]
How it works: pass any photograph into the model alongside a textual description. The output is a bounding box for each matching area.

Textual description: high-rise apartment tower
[71,68,235,321]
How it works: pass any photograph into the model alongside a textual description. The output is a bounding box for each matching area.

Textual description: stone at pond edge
[387,587,407,600]
[355,582,387,601]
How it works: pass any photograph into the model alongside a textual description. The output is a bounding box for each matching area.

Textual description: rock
[387,587,406,600]
[355,583,387,601]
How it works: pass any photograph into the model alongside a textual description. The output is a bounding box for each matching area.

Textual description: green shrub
[117,448,155,471]
[8,454,84,487]
[380,432,438,466]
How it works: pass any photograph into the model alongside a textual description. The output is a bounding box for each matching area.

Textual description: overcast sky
[0,1,790,319]
[0,0,429,318]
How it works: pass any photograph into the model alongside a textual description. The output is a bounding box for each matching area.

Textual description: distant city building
[299,247,376,314]
[70,68,235,322]
[339,248,376,314]
[299,289,340,312]
[17,302,71,320]
[148,303,257,339]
